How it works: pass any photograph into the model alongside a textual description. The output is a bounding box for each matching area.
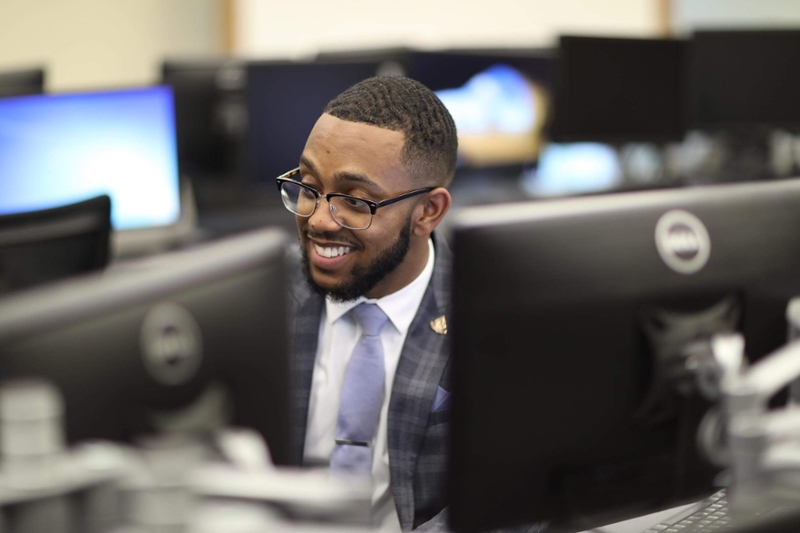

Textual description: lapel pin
[430,315,447,335]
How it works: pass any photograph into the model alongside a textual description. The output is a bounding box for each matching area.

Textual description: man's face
[296,114,425,302]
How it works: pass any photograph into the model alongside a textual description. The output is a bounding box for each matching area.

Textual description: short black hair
[323,76,458,187]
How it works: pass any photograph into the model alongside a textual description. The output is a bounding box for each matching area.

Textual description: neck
[365,234,430,299]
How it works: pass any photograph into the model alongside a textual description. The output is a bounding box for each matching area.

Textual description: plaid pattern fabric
[288,233,453,531]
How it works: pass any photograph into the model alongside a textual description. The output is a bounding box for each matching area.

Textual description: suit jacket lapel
[288,249,324,465]
[388,233,452,531]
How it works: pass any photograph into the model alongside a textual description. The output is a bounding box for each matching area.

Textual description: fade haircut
[323,76,458,187]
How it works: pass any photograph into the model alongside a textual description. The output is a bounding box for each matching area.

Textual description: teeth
[315,244,352,258]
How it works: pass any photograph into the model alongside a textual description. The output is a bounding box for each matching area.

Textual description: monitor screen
[520,142,623,197]
[432,59,551,167]
[550,35,687,143]
[0,68,44,99]
[690,30,800,130]
[0,86,181,230]
[0,227,292,465]
[245,60,381,189]
[315,49,553,168]
[447,178,800,532]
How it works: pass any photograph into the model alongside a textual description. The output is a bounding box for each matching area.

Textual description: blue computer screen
[0,86,181,230]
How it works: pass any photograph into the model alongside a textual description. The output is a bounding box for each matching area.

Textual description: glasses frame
[275,167,435,230]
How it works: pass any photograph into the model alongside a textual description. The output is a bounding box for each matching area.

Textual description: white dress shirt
[304,238,436,531]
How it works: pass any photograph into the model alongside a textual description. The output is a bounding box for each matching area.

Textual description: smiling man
[279,76,457,532]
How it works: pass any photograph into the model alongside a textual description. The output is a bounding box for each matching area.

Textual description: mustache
[304,230,359,248]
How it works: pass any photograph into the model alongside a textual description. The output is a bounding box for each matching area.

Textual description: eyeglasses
[276,167,434,230]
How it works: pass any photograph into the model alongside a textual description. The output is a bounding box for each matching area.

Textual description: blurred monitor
[691,30,800,131]
[550,35,687,143]
[447,178,800,532]
[316,48,551,94]
[0,86,190,257]
[0,195,110,296]
[317,48,553,168]
[0,68,44,99]
[0,227,293,465]
[244,60,382,190]
[0,86,181,230]
[161,60,248,181]
[521,142,622,197]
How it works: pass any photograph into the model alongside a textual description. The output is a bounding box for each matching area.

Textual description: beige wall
[0,0,670,92]
[234,0,661,58]
[673,0,800,34]
[0,0,226,91]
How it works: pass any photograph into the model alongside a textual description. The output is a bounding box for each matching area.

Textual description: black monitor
[423,50,552,170]
[0,68,44,99]
[316,48,553,169]
[0,227,293,465]
[690,30,800,131]
[244,60,382,190]
[316,47,551,93]
[447,178,800,532]
[161,60,248,182]
[549,35,687,143]
[0,195,111,295]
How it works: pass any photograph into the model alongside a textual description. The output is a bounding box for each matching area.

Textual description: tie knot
[351,303,389,337]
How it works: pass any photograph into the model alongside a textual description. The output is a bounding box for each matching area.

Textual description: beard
[301,217,412,303]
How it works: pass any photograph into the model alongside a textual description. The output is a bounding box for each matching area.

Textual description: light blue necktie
[329,303,389,474]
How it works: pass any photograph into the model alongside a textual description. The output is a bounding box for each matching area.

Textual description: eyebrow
[299,155,317,175]
[298,155,386,195]
[333,171,386,195]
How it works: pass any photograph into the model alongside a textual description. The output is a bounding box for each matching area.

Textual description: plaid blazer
[289,232,453,531]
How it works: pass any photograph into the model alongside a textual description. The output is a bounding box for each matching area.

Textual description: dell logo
[655,210,711,275]
[140,302,203,386]
[664,224,701,259]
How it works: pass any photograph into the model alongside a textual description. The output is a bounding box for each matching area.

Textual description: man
[279,75,456,531]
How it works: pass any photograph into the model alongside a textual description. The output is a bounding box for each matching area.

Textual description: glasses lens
[329,196,372,230]
[280,181,317,216]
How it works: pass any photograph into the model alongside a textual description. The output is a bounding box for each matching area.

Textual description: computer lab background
[4,0,800,252]
[1,2,800,532]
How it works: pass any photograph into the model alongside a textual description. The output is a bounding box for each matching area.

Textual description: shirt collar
[325,238,436,336]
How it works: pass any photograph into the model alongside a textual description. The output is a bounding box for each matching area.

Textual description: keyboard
[643,490,732,533]
[642,489,800,533]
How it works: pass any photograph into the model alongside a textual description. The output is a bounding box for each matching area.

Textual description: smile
[314,243,353,258]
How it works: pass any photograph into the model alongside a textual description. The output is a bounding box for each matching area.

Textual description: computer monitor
[244,60,382,191]
[317,48,553,169]
[549,35,687,143]
[0,86,180,230]
[0,195,111,295]
[520,142,623,197]
[690,30,800,131]
[0,68,44,99]
[0,85,190,258]
[0,227,292,465]
[425,51,552,168]
[447,178,800,532]
[161,60,248,182]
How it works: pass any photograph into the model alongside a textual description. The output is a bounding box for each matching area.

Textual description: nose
[308,198,342,233]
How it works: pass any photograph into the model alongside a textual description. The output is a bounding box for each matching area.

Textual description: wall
[234,0,662,58]
[0,0,226,91]
[673,0,800,34]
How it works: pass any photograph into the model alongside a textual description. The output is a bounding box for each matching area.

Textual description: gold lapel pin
[430,315,447,335]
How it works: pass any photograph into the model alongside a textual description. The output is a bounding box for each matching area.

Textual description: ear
[412,188,451,237]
